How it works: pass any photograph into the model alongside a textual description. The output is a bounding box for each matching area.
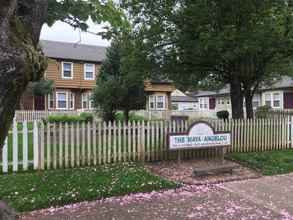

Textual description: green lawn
[0,162,181,212]
[227,148,293,175]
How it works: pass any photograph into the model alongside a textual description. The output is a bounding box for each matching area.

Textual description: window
[89,93,94,109]
[70,93,74,109]
[49,93,54,109]
[57,93,67,109]
[227,97,230,105]
[200,99,203,109]
[204,99,207,109]
[253,94,260,108]
[85,64,94,79]
[273,93,280,107]
[193,103,197,107]
[217,98,221,105]
[157,95,164,109]
[182,103,187,107]
[62,62,73,78]
[221,98,225,105]
[149,95,154,109]
[265,94,271,106]
[82,93,87,109]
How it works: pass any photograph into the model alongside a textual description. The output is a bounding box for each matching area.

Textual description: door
[283,92,293,109]
[209,98,215,109]
[34,93,45,110]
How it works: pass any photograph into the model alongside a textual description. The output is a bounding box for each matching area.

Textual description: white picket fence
[1,117,293,173]
[14,109,221,124]
[1,120,38,172]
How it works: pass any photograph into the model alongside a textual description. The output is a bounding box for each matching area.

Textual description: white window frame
[84,64,95,80]
[193,103,197,107]
[182,103,187,107]
[217,98,221,105]
[226,97,230,105]
[252,94,260,108]
[56,92,68,109]
[149,95,154,109]
[221,98,225,105]
[70,92,74,109]
[156,95,165,109]
[200,99,204,109]
[89,93,94,109]
[204,98,207,109]
[62,62,73,79]
[48,93,54,109]
[265,93,271,106]
[273,93,280,108]
[82,93,88,109]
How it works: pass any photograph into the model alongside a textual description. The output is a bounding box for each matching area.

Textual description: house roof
[195,76,293,97]
[171,96,198,102]
[41,40,107,63]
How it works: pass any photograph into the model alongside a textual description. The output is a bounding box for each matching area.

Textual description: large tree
[0,0,131,155]
[119,0,293,119]
[91,41,146,123]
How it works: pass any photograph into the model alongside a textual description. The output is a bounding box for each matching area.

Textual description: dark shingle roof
[41,40,106,62]
[195,76,293,97]
[171,96,198,102]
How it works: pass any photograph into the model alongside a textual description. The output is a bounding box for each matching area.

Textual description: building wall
[172,102,197,109]
[45,60,101,90]
[146,91,172,110]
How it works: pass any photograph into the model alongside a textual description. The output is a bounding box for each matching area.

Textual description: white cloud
[40,20,111,46]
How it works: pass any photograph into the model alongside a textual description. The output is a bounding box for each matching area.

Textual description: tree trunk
[0,0,49,155]
[244,91,254,119]
[229,76,244,119]
[123,110,130,124]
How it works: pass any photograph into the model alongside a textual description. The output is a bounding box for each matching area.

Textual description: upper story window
[62,62,73,79]
[57,92,67,109]
[85,64,94,80]
[157,95,164,109]
[149,95,154,109]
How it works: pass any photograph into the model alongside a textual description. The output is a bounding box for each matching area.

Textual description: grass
[0,161,182,212]
[227,148,293,175]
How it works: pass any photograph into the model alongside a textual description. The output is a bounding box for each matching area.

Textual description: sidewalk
[20,175,293,219]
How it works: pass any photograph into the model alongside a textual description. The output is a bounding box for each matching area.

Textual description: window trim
[149,95,155,109]
[70,92,74,109]
[199,98,208,109]
[62,62,73,79]
[273,93,280,108]
[48,93,54,109]
[89,93,94,109]
[252,94,260,108]
[84,63,95,80]
[82,93,88,109]
[56,92,68,109]
[156,95,165,109]
[226,97,230,105]
[265,93,272,106]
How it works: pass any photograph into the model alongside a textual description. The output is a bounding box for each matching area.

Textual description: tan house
[171,89,198,109]
[18,40,174,110]
[195,76,293,111]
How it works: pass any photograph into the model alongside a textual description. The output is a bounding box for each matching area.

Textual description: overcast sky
[40,20,111,46]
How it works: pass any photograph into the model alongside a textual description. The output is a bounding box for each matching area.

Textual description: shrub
[216,110,229,120]
[255,105,273,118]
[45,113,94,123]
[115,113,149,121]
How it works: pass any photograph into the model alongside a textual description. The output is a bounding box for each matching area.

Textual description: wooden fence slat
[2,137,8,172]
[123,121,126,162]
[65,122,69,169]
[93,122,97,165]
[71,122,74,168]
[108,121,112,163]
[160,121,164,160]
[53,123,57,169]
[103,122,106,164]
[151,121,155,161]
[137,121,141,162]
[118,121,121,163]
[40,122,45,171]
[156,121,159,161]
[133,121,136,161]
[147,121,150,161]
[76,122,80,167]
[98,122,101,165]
[59,122,62,169]
[82,122,85,166]
[114,121,117,163]
[46,122,51,170]
[33,120,38,170]
[128,121,131,162]
[23,120,28,170]
[142,120,145,162]
[87,121,91,166]
[12,120,18,172]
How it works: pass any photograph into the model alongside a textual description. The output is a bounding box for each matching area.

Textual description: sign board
[167,121,231,151]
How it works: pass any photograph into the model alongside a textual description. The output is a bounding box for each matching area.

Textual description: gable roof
[171,96,198,102]
[41,40,107,63]
[195,76,293,97]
